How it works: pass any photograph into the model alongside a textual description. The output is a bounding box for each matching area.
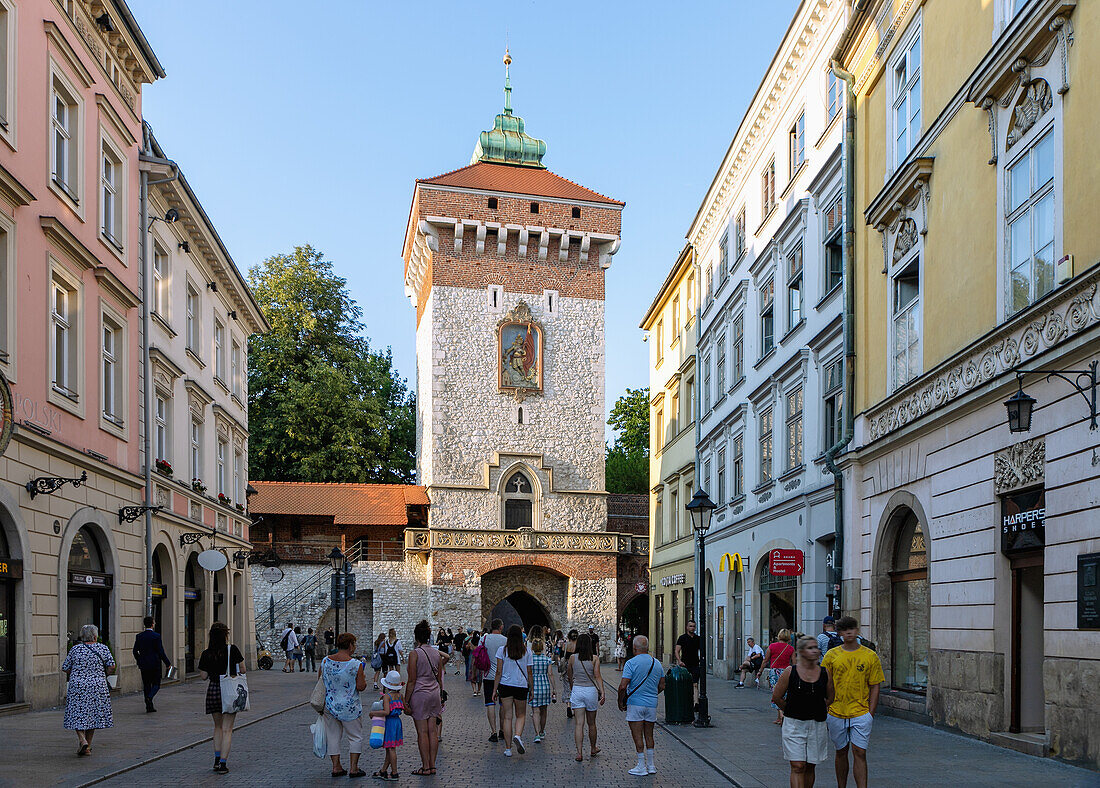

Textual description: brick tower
[401,53,639,637]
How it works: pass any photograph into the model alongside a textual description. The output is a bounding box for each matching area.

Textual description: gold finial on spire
[504,47,512,67]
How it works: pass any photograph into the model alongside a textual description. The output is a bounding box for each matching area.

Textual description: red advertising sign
[769,548,805,576]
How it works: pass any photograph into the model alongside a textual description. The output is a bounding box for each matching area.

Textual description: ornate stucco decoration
[865,157,933,274]
[892,219,919,265]
[966,0,1074,164]
[994,439,1045,494]
[404,527,649,556]
[866,264,1100,443]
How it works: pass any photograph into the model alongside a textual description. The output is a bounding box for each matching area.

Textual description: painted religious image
[499,320,542,393]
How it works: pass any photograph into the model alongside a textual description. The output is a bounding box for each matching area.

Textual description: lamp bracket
[1016,360,1098,430]
[26,470,87,499]
[118,505,162,524]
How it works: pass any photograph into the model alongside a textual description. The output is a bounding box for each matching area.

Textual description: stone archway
[480,566,566,632]
[490,590,552,633]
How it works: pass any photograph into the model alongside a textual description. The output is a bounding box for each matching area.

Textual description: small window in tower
[488,197,498,210]
[544,289,558,316]
[487,284,503,312]
[572,207,581,219]
[517,406,523,424]
[530,202,539,214]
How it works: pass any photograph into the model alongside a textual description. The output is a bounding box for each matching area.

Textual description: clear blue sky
[134,0,799,423]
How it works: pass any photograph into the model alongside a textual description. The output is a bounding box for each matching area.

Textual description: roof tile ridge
[541,167,624,205]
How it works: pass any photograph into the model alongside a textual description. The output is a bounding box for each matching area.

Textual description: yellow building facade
[641,245,697,664]
[836,0,1099,767]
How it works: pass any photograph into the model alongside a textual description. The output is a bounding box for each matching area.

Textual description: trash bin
[664,665,694,724]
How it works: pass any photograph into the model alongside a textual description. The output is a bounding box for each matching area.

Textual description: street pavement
[2,660,1098,787]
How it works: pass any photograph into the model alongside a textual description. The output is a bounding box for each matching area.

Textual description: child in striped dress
[528,627,557,743]
[374,671,404,781]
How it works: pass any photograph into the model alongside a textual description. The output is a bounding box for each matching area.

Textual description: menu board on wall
[1079,553,1100,630]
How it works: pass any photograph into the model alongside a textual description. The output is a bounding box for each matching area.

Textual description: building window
[1006,128,1055,315]
[824,196,843,294]
[760,278,775,357]
[214,319,226,384]
[654,406,664,452]
[891,23,922,168]
[99,140,124,249]
[705,263,713,300]
[51,77,79,200]
[671,590,679,647]
[655,319,664,363]
[686,272,695,318]
[785,387,803,471]
[670,489,679,541]
[762,157,776,218]
[487,197,498,210]
[892,259,921,389]
[759,408,773,484]
[671,297,680,343]
[51,277,77,398]
[655,595,665,659]
[890,509,928,693]
[787,245,803,329]
[487,284,503,312]
[653,495,663,545]
[231,340,242,397]
[733,433,744,498]
[823,357,843,450]
[827,70,842,124]
[669,391,679,439]
[153,243,168,318]
[544,289,558,316]
[101,316,122,424]
[732,314,744,385]
[684,588,695,631]
[529,202,539,214]
[217,438,227,496]
[572,206,581,219]
[186,284,199,353]
[717,448,726,504]
[719,232,729,283]
[0,221,9,363]
[716,336,727,397]
[703,355,711,412]
[789,111,805,177]
[685,377,694,427]
[703,459,712,500]
[190,419,202,480]
[735,208,746,260]
[155,394,169,461]
[0,2,11,134]
[233,450,242,505]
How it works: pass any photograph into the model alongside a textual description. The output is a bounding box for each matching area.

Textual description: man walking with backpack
[817,616,842,660]
[478,619,507,742]
[301,628,319,673]
[280,622,298,673]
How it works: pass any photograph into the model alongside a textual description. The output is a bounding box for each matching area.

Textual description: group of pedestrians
[278,622,326,673]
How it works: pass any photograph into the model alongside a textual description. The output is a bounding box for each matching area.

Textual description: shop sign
[150,583,167,599]
[0,559,22,580]
[213,592,225,605]
[0,371,12,458]
[719,552,744,573]
[634,581,648,593]
[1001,487,1045,554]
[769,549,805,576]
[184,588,201,601]
[69,571,112,588]
[1078,552,1100,630]
[659,573,686,587]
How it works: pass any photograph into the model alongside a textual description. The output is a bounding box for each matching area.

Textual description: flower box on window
[191,478,207,494]
[217,493,231,506]
[154,459,173,477]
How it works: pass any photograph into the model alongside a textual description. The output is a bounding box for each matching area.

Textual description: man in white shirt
[480,619,508,742]
[735,637,765,687]
[280,623,299,673]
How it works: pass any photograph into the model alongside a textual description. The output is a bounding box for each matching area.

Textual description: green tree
[606,386,650,494]
[247,245,415,483]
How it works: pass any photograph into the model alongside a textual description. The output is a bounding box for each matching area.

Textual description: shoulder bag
[618,656,657,710]
[419,647,447,703]
[310,658,327,714]
[83,643,117,689]
[220,645,250,713]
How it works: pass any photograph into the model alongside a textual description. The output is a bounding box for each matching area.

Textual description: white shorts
[570,685,599,711]
[625,705,657,723]
[827,713,873,750]
[781,717,831,764]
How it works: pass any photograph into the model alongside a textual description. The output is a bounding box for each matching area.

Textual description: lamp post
[329,547,345,638]
[686,488,716,728]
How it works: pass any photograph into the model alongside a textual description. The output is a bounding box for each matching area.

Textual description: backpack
[386,641,399,663]
[280,630,290,651]
[824,631,843,652]
[473,643,491,672]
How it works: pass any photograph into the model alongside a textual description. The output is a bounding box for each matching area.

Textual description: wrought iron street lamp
[329,547,345,638]
[686,488,716,728]
[1006,361,1098,433]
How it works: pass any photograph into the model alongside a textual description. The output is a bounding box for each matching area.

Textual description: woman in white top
[493,625,534,757]
[566,632,604,761]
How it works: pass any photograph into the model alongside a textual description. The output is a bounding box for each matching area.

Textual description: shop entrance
[1011,551,1045,733]
[184,556,204,674]
[758,561,796,644]
[67,527,112,651]
[0,529,20,705]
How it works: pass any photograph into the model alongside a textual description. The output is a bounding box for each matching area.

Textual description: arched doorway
[184,554,205,673]
[758,560,796,644]
[730,569,744,665]
[480,566,566,633]
[618,594,648,635]
[705,570,715,669]
[889,509,929,693]
[0,528,19,703]
[66,526,113,650]
[151,545,172,660]
[490,591,550,632]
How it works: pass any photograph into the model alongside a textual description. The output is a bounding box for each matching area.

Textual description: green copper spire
[471,49,547,168]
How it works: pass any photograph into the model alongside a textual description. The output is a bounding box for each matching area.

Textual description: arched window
[0,528,9,559]
[503,471,534,530]
[68,527,104,572]
[891,510,929,693]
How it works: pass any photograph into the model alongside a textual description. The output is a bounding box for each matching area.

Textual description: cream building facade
[836,0,1099,768]
[641,244,696,664]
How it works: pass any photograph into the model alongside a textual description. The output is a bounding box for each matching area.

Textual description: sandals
[348,770,366,778]
[591,747,601,756]
[77,743,90,757]
[370,772,386,780]
[575,755,584,762]
[332,769,348,777]
[412,768,432,776]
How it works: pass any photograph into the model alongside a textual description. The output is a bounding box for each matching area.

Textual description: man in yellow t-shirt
[820,616,883,788]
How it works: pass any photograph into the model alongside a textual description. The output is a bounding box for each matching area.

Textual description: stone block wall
[928,648,1005,735]
[1045,656,1100,767]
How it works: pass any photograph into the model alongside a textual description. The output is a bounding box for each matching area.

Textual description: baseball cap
[823,616,836,624]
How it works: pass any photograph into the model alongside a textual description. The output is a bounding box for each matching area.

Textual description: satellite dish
[261,566,284,584]
[197,549,228,572]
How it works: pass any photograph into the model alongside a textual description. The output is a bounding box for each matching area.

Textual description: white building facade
[690,0,849,678]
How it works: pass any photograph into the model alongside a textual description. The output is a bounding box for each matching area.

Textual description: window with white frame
[789,111,805,177]
[100,141,123,249]
[51,77,80,200]
[716,333,726,395]
[703,459,712,502]
[686,272,695,319]
[1006,127,1055,316]
[824,196,844,294]
[51,275,78,398]
[760,278,775,357]
[155,394,169,462]
[827,70,842,125]
[487,284,503,311]
[823,357,843,450]
[785,387,803,470]
[653,405,663,453]
[234,448,243,503]
[892,258,921,389]
[735,208,746,260]
[186,284,199,353]
[0,221,9,363]
[732,314,744,384]
[152,242,168,318]
[190,418,202,480]
[685,377,694,427]
[717,447,726,504]
[890,22,922,168]
[0,2,12,134]
[669,391,679,439]
[672,296,680,343]
[787,245,803,329]
[703,353,712,411]
[101,314,123,424]
[705,262,713,300]
[217,437,227,496]
[719,232,729,283]
[762,157,776,218]
[732,433,744,498]
[231,340,242,397]
[759,408,773,484]
[655,319,664,363]
[214,318,226,383]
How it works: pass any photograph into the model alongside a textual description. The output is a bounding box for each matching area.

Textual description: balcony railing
[404,527,649,556]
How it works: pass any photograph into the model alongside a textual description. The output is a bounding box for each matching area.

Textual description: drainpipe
[139,122,178,618]
[824,61,856,616]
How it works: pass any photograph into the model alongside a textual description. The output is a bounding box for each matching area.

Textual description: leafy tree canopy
[606,386,650,494]
[247,245,415,483]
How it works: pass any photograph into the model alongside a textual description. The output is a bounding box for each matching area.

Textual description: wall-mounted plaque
[1078,552,1100,630]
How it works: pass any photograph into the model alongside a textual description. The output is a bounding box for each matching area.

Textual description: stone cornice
[865,262,1100,443]
[405,527,648,557]
[40,216,98,271]
[44,20,96,89]
[865,157,934,230]
[93,265,139,309]
[0,162,35,208]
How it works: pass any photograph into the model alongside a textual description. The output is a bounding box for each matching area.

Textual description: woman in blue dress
[62,624,115,756]
[320,632,367,778]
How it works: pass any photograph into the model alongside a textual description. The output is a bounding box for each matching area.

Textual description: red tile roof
[418,162,624,206]
[248,482,429,526]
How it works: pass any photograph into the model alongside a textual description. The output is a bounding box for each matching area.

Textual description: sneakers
[629,764,648,776]
[513,735,525,754]
[735,682,744,688]
[648,764,657,774]
[214,762,228,774]
[489,733,499,742]
[534,733,542,743]
[503,748,513,757]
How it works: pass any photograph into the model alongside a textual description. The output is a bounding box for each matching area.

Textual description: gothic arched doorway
[490,591,551,633]
[618,594,648,635]
[480,566,566,633]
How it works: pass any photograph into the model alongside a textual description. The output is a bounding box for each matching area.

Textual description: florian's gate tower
[402,54,637,636]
